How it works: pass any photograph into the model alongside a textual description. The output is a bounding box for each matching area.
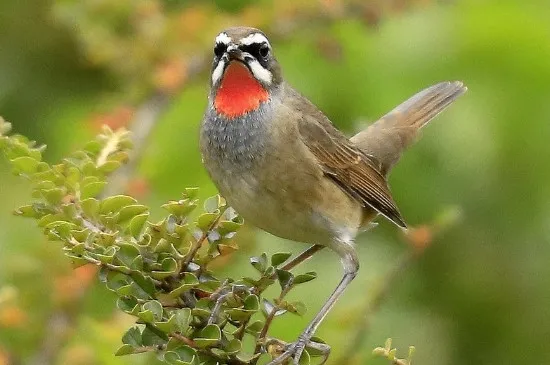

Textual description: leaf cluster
[0,117,322,365]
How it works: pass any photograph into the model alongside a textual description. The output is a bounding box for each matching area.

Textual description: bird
[199,26,466,365]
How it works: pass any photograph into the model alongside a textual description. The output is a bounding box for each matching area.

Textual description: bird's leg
[266,250,359,365]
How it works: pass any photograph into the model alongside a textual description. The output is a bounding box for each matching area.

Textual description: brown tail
[350,81,467,175]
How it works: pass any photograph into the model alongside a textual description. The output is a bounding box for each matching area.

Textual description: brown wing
[298,115,406,228]
[351,81,467,175]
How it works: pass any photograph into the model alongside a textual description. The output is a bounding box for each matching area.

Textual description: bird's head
[209,27,282,119]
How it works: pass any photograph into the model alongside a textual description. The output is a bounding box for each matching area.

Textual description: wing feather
[298,116,406,227]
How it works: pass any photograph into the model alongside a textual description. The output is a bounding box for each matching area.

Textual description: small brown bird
[200,27,466,364]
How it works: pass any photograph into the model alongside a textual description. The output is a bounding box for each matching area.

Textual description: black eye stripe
[214,42,227,57]
[240,43,269,58]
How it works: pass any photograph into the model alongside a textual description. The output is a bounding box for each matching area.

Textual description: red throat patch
[214,62,269,119]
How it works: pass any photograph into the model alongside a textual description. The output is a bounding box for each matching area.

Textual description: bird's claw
[265,335,331,365]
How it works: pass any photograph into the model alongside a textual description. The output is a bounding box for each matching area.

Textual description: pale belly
[206,160,362,247]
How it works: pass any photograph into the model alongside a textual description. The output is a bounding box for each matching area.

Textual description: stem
[252,282,294,363]
[170,332,197,347]
[180,205,228,271]
[277,244,324,275]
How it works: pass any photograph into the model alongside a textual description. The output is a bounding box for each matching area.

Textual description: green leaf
[100,195,138,214]
[13,205,39,218]
[194,324,221,348]
[244,294,260,311]
[117,297,139,314]
[168,273,199,298]
[42,188,65,205]
[293,271,317,285]
[116,243,141,267]
[164,351,186,365]
[98,160,122,173]
[117,204,148,224]
[307,337,328,357]
[298,349,311,365]
[164,346,197,365]
[150,257,178,279]
[224,338,242,355]
[227,302,257,321]
[203,195,222,213]
[138,309,155,323]
[217,220,242,235]
[129,213,149,238]
[142,325,167,346]
[162,200,197,217]
[276,269,294,290]
[191,298,213,318]
[89,246,117,264]
[245,320,265,336]
[65,166,80,188]
[183,187,199,199]
[250,253,268,273]
[115,344,136,356]
[286,301,307,316]
[65,253,89,268]
[130,271,156,299]
[11,156,39,174]
[156,315,176,333]
[79,198,100,218]
[173,308,192,333]
[44,221,77,240]
[70,228,89,242]
[81,181,107,199]
[197,212,218,231]
[69,242,86,255]
[261,299,286,317]
[122,326,142,346]
[271,252,292,267]
[142,300,163,321]
[83,140,102,154]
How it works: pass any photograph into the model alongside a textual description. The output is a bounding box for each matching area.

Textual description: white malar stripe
[248,59,272,84]
[215,32,232,45]
[211,60,226,85]
[240,33,270,47]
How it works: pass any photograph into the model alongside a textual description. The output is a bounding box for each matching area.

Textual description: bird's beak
[226,45,244,61]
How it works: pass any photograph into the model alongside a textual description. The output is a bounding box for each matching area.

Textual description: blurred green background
[1,0,550,364]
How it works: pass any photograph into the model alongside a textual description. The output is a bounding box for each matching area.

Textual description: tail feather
[351,81,467,175]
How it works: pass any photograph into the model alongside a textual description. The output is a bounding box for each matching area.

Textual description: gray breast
[201,103,272,172]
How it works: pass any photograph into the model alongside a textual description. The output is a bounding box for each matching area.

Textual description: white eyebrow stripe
[240,33,270,47]
[215,32,232,45]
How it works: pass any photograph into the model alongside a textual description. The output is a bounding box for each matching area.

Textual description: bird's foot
[265,335,331,365]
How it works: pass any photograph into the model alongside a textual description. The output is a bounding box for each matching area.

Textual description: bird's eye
[259,44,270,58]
[214,43,227,58]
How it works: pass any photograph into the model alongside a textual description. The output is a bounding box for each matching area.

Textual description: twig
[170,332,197,347]
[252,280,294,364]
[277,244,324,277]
[180,205,228,271]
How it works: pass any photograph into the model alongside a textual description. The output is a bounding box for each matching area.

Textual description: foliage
[372,338,415,365]
[0,117,323,365]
